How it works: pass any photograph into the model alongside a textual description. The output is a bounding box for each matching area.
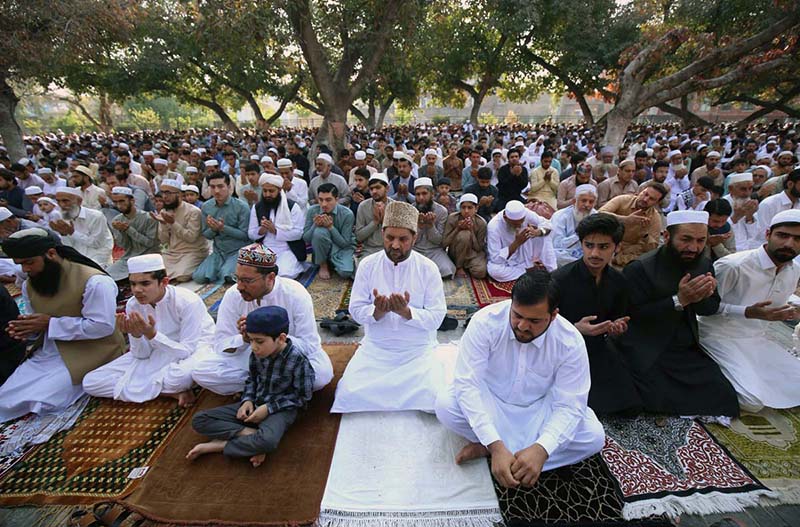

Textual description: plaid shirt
[241,339,315,414]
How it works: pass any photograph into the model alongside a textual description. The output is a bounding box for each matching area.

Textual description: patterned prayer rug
[471,276,515,307]
[601,416,772,519]
[3,283,20,298]
[444,275,479,319]
[308,273,353,320]
[0,416,40,481]
[706,407,800,504]
[0,396,191,505]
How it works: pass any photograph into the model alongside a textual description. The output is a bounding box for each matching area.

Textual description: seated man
[106,187,159,282]
[551,184,597,267]
[487,200,555,282]
[599,182,668,267]
[435,269,605,487]
[620,210,739,417]
[331,201,447,413]
[192,244,333,394]
[303,182,355,279]
[723,173,760,251]
[0,229,125,422]
[698,209,800,412]
[83,254,215,406]
[193,172,250,284]
[51,187,114,268]
[552,214,641,415]
[150,179,208,283]
[443,194,488,279]
[463,167,499,223]
[596,159,638,208]
[413,177,456,278]
[355,172,393,262]
[557,162,596,210]
[247,173,305,278]
[702,199,736,262]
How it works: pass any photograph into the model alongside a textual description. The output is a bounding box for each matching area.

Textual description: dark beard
[665,240,701,267]
[261,194,281,216]
[415,200,433,213]
[29,258,62,297]
[163,198,179,210]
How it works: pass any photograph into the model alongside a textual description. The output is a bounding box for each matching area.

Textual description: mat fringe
[621,488,777,519]
[316,508,503,527]
[759,485,800,506]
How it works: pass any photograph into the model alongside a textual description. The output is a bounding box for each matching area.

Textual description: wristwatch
[539,227,551,237]
[672,294,684,311]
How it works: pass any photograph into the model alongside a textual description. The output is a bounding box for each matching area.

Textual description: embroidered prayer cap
[73,165,92,177]
[705,150,721,158]
[160,179,181,191]
[154,158,168,166]
[368,172,389,186]
[2,227,57,258]
[770,209,800,228]
[182,184,200,194]
[666,210,709,227]
[383,200,419,234]
[127,254,165,274]
[0,207,12,222]
[575,184,597,197]
[259,173,284,188]
[56,187,83,198]
[204,159,219,167]
[37,167,53,175]
[237,243,277,269]
[246,305,289,335]
[423,148,438,157]
[112,186,133,196]
[277,158,293,168]
[415,177,434,189]
[24,186,43,196]
[619,159,635,169]
[504,200,526,221]
[317,153,333,165]
[261,156,272,163]
[354,151,367,160]
[727,173,753,185]
[459,193,478,206]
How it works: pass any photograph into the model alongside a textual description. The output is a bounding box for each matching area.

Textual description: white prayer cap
[204,159,219,167]
[705,150,721,158]
[127,254,165,274]
[56,187,82,198]
[778,150,795,158]
[770,209,800,227]
[154,158,168,166]
[316,153,333,165]
[645,148,654,157]
[259,173,284,188]
[293,169,304,177]
[767,139,777,145]
[261,156,272,164]
[392,150,406,160]
[727,172,753,185]
[668,135,678,142]
[181,142,191,148]
[119,142,129,150]
[668,150,682,159]
[492,148,503,156]
[575,184,597,197]
[423,148,437,157]
[250,154,261,161]
[24,186,43,196]
[354,150,367,160]
[17,157,30,166]
[160,179,181,191]
[458,193,478,206]
[600,146,614,155]
[37,197,57,206]
[191,149,200,155]
[198,148,207,154]
[415,177,434,189]
[186,166,198,173]
[696,144,708,151]
[368,172,389,185]
[0,207,12,222]
[268,147,279,154]
[711,135,721,142]
[182,184,200,194]
[37,167,53,175]
[504,200,526,221]
[112,186,133,196]
[514,141,525,147]
[757,152,773,162]
[142,150,154,156]
[276,158,292,168]
[366,148,375,155]
[666,210,709,227]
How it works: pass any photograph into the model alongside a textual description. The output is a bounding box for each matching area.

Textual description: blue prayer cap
[246,306,289,335]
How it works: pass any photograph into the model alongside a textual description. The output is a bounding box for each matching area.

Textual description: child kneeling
[186,305,315,467]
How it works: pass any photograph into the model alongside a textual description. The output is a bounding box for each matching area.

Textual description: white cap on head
[56,187,83,198]
[317,153,333,165]
[268,147,279,154]
[38,167,53,175]
[354,151,367,160]
[705,150,721,158]
[415,177,433,188]
[0,207,12,222]
[17,158,30,166]
[154,158,168,166]
[160,179,181,191]
[186,166,198,174]
[666,210,709,227]
[24,186,43,196]
[277,158,292,168]
[575,184,597,197]
[368,172,389,185]
[112,186,133,196]
[392,151,406,160]
[366,148,375,155]
[504,200,526,221]
[293,169,304,177]
[259,173,284,188]
[127,254,165,274]
[423,148,437,157]
[728,173,753,185]
[204,159,219,167]
[770,209,800,228]
[261,156,272,163]
[142,150,154,156]
[668,150,682,159]
[37,197,57,206]
[198,148,207,154]
[458,193,478,206]
[756,152,773,162]
[182,184,200,194]
[492,148,503,156]
[778,150,794,158]
[250,154,260,161]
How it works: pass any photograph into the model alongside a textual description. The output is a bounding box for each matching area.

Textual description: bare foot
[455,442,489,465]
[250,453,266,467]
[174,390,196,408]
[186,439,226,461]
[455,268,468,278]
[318,263,331,280]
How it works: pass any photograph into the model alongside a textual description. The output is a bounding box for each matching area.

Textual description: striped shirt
[241,339,315,414]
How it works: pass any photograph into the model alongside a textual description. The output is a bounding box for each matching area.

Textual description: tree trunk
[187,96,239,132]
[656,100,710,127]
[315,107,348,158]
[735,107,773,128]
[602,107,633,150]
[0,77,25,162]
[244,92,267,130]
[376,95,395,130]
[366,93,377,130]
[575,92,594,126]
[98,93,113,132]
[349,105,371,128]
[469,93,485,124]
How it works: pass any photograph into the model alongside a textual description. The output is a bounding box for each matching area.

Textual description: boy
[435,177,456,213]
[35,196,62,226]
[187,305,314,467]
[349,167,372,217]
[182,184,203,207]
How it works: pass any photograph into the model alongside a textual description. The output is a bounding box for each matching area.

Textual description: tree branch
[265,76,304,125]
[295,97,324,115]
[57,95,102,129]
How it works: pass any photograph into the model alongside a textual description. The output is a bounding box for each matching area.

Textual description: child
[182,184,203,207]
[35,196,62,227]
[435,177,456,213]
[186,306,314,467]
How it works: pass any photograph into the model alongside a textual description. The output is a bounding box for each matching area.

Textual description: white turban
[575,184,597,197]
[258,173,292,231]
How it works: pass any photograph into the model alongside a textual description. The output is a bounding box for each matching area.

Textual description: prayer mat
[117,344,356,526]
[0,396,190,505]
[308,273,352,319]
[202,283,229,310]
[319,410,502,527]
[296,263,318,288]
[3,283,21,298]
[471,276,515,307]
[600,415,772,519]
[706,407,800,504]
[195,281,223,301]
[444,275,479,319]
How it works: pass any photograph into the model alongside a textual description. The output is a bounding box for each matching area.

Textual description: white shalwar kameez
[247,201,305,278]
[435,301,605,470]
[331,250,447,413]
[723,195,760,251]
[698,247,800,411]
[487,209,555,281]
[82,286,215,402]
[61,207,114,268]
[0,275,118,422]
[192,277,333,393]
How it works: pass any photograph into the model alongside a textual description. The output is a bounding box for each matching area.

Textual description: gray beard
[572,208,590,223]
[61,206,80,220]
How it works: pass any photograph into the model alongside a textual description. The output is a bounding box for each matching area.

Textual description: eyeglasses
[235,276,261,284]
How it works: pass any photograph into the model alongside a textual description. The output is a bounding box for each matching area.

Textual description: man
[151,179,207,283]
[723,173,760,251]
[551,185,597,267]
[599,182,668,267]
[51,187,114,268]
[0,168,26,217]
[591,147,618,184]
[619,210,739,417]
[237,162,262,208]
[464,167,499,223]
[557,162,596,210]
[390,155,417,204]
[552,214,641,414]
[665,150,690,212]
[462,149,484,190]
[37,167,66,197]
[526,151,559,208]
[247,173,305,279]
[153,157,183,191]
[192,244,333,394]
[309,153,350,206]
[412,177,455,278]
[348,150,377,186]
[109,163,153,216]
[496,150,528,210]
[691,150,723,187]
[193,172,250,284]
[303,182,355,279]
[487,200,555,281]
[355,173,394,262]
[332,201,447,413]
[279,161,308,212]
[83,254,215,407]
[596,159,638,208]
[756,169,800,243]
[69,165,106,210]
[0,228,125,421]
[349,167,372,217]
[106,187,159,282]
[698,209,800,412]
[442,193,487,279]
[434,270,605,487]
[702,199,736,261]
[418,148,443,182]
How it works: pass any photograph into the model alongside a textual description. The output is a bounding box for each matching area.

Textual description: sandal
[68,509,103,527]
[92,502,146,527]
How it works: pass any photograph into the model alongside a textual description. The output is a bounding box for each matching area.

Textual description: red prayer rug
[600,416,773,519]
[470,277,515,307]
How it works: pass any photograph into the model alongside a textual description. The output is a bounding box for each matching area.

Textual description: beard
[415,200,433,213]
[61,205,80,220]
[572,208,591,224]
[666,238,701,266]
[772,247,799,263]
[385,245,412,264]
[163,197,179,210]
[261,193,281,216]
[29,258,63,297]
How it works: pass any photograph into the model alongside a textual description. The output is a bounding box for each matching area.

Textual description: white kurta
[487,208,555,281]
[331,250,447,413]
[435,301,605,470]
[192,277,333,393]
[247,201,305,278]
[723,195,760,251]
[698,247,800,410]
[756,192,800,245]
[550,207,596,268]
[82,286,215,402]
[0,274,118,422]
[286,178,309,214]
[61,207,114,268]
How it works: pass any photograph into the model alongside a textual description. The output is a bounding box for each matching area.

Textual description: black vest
[253,198,307,262]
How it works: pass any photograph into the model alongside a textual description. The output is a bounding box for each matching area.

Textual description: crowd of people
[0,119,799,486]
